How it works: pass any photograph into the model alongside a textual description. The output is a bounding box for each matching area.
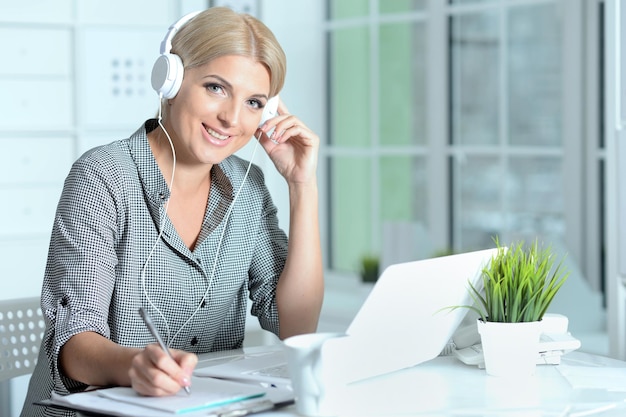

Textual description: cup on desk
[284,332,347,416]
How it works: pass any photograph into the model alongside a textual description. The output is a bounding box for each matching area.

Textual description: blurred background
[0,0,624,415]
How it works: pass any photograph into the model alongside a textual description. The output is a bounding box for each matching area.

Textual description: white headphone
[151,11,201,99]
[145,11,280,346]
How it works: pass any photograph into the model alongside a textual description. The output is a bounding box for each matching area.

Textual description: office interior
[0,0,624,416]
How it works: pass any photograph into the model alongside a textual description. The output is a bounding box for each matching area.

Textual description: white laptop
[194,248,497,386]
[195,345,291,389]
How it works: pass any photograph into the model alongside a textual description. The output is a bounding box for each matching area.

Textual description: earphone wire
[141,93,263,347]
[169,129,261,347]
[140,93,177,343]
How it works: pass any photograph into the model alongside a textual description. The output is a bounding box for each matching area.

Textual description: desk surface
[61,347,626,417]
[199,346,626,417]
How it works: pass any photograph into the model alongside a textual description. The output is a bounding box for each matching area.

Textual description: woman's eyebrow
[203,74,233,90]
[252,93,270,102]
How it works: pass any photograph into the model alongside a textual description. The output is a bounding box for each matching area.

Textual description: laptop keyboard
[247,363,290,379]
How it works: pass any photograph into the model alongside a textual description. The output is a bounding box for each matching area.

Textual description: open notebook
[194,248,498,385]
[96,377,265,414]
[40,376,278,417]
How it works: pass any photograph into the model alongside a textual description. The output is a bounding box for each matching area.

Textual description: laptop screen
[325,248,497,382]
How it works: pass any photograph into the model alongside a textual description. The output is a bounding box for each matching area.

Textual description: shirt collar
[127,120,243,243]
[129,119,171,207]
[128,119,244,201]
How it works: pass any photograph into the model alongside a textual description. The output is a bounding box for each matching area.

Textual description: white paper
[47,377,268,416]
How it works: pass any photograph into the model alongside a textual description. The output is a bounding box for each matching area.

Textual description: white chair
[0,297,44,416]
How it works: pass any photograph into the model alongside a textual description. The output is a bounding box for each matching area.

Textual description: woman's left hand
[256,99,319,185]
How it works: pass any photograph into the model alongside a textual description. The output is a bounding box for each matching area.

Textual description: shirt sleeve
[246,166,287,336]
[40,152,122,394]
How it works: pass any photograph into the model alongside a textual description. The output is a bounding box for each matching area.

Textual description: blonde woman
[22,7,322,416]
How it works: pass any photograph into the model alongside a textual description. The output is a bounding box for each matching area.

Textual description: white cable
[169,130,261,347]
[141,93,262,347]
[141,93,177,342]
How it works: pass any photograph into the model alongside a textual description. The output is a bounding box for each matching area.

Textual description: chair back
[0,297,44,381]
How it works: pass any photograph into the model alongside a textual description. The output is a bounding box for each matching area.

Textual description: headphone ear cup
[151,53,184,99]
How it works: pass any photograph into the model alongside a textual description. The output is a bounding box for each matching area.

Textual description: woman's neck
[148,126,213,194]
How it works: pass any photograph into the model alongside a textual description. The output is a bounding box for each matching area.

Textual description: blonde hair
[173,8,285,96]
[159,8,286,118]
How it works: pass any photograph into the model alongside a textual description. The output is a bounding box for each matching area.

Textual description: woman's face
[164,54,271,166]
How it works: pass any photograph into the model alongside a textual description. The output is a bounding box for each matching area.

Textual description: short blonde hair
[172,7,286,97]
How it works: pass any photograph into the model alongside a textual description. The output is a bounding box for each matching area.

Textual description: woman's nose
[217,102,240,127]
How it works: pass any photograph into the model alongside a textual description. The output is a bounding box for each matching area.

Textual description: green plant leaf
[441,237,570,324]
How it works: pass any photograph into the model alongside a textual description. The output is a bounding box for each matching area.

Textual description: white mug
[283,332,346,416]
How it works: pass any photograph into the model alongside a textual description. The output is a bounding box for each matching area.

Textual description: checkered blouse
[21,120,286,417]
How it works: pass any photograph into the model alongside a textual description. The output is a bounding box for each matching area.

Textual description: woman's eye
[248,99,262,109]
[205,83,224,94]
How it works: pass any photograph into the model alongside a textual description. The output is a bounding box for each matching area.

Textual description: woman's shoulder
[76,138,132,167]
[220,154,264,182]
[66,138,137,193]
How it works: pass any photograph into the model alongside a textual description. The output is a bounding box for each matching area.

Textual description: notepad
[97,377,266,414]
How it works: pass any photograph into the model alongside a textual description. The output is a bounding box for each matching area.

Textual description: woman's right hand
[129,344,198,396]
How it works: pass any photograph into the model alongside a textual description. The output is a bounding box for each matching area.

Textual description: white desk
[54,347,625,417]
[195,346,626,417]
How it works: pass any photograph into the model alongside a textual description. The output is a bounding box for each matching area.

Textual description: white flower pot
[477,319,543,377]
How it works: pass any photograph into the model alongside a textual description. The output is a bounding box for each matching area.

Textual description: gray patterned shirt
[21,120,286,417]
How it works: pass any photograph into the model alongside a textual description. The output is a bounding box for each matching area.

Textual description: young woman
[21,7,323,416]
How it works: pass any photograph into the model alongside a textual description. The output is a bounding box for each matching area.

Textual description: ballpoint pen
[138,307,191,395]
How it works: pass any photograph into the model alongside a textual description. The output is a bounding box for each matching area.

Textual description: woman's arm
[276,181,324,338]
[48,154,197,396]
[60,331,197,396]
[258,99,324,339]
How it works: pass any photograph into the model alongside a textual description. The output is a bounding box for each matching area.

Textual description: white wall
[253,1,326,235]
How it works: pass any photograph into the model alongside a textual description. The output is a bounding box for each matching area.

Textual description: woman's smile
[204,124,231,142]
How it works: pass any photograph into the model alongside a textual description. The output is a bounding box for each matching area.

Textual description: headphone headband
[160,11,201,55]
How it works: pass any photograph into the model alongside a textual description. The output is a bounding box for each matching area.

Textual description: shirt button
[60,297,69,307]
[200,300,206,308]
[191,337,198,346]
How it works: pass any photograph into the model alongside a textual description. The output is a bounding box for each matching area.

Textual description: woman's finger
[129,344,193,396]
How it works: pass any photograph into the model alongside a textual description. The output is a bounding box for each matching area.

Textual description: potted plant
[359,255,380,283]
[462,238,570,376]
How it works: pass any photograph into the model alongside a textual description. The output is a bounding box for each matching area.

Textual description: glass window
[506,157,564,233]
[450,11,500,145]
[508,4,562,146]
[328,0,369,19]
[380,22,428,146]
[326,0,584,278]
[380,0,427,14]
[455,155,502,249]
[327,2,430,271]
[449,2,567,253]
[329,26,370,147]
[380,155,428,223]
[453,153,565,250]
[329,156,372,271]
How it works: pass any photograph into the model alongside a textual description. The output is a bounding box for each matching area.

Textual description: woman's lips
[205,125,229,141]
